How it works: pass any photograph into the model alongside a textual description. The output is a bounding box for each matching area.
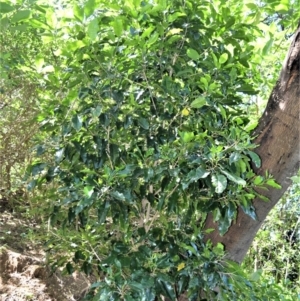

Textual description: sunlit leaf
[219,53,228,64]
[87,18,99,40]
[262,38,273,55]
[73,4,84,21]
[191,97,206,108]
[84,186,94,198]
[244,120,258,132]
[212,174,227,194]
[253,176,263,185]
[266,179,281,189]
[84,0,96,17]
[0,2,14,13]
[112,19,123,37]
[187,48,200,60]
[11,10,31,22]
[180,131,194,143]
[147,32,159,45]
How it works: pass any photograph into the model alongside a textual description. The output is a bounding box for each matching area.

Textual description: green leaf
[29,18,49,29]
[182,167,210,190]
[219,53,228,64]
[200,77,209,89]
[211,52,219,67]
[74,250,86,261]
[220,168,246,186]
[73,4,84,21]
[241,202,257,220]
[187,48,200,60]
[218,203,236,235]
[225,17,235,29]
[156,275,176,300]
[128,281,145,292]
[11,10,31,22]
[147,32,159,45]
[255,193,269,202]
[266,179,281,189]
[180,131,194,143]
[84,0,96,18]
[250,270,262,281]
[87,18,99,40]
[84,186,94,198]
[35,55,44,72]
[66,262,74,274]
[27,180,37,191]
[71,115,82,131]
[98,200,110,223]
[237,84,257,95]
[138,117,149,130]
[246,151,261,168]
[190,97,206,108]
[167,12,186,22]
[117,164,135,177]
[244,120,258,132]
[110,191,126,201]
[212,174,227,194]
[92,105,102,117]
[274,3,288,12]
[246,3,257,9]
[112,19,123,37]
[253,176,263,185]
[0,2,14,13]
[31,163,47,176]
[36,145,45,156]
[213,242,225,255]
[142,26,155,38]
[55,148,64,162]
[161,176,170,191]
[262,38,273,55]
[82,261,92,275]
[229,152,240,165]
[239,58,249,68]
[291,175,300,183]
[177,275,189,295]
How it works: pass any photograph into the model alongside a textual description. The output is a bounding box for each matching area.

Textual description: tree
[0,9,40,196]
[204,23,300,263]
[1,0,300,300]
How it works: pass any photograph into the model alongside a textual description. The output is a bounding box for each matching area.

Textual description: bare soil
[0,200,93,301]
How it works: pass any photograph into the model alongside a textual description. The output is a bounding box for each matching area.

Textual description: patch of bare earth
[0,201,93,301]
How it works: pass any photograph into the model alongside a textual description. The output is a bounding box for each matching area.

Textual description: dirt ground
[0,199,93,301]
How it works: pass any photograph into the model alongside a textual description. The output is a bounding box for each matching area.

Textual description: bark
[204,24,300,263]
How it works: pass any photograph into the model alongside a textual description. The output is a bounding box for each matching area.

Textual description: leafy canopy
[1,0,299,300]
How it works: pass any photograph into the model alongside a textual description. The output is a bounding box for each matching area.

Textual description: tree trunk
[204,24,300,263]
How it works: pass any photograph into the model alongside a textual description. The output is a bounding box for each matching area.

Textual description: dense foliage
[244,172,300,293]
[0,22,39,193]
[0,0,299,300]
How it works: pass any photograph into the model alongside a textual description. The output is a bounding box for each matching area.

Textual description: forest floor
[0,197,93,301]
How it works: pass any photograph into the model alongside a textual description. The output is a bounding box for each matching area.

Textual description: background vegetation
[0,0,299,300]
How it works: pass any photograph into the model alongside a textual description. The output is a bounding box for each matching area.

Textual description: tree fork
[204,24,300,264]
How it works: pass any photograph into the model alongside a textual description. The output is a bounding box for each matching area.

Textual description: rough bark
[204,24,300,263]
